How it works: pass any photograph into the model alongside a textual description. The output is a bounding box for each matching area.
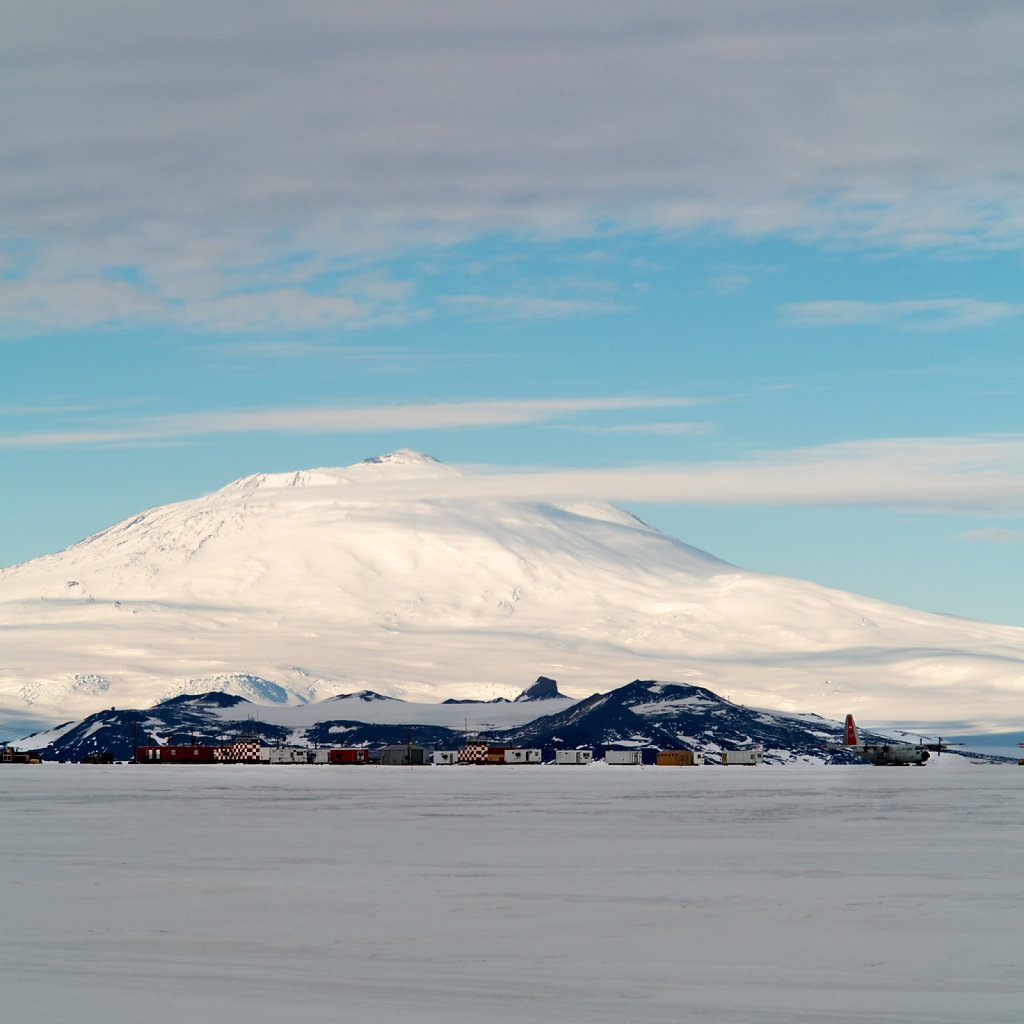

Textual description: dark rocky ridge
[20,679,874,764]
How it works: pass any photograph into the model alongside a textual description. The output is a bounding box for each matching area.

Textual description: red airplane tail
[844,714,860,746]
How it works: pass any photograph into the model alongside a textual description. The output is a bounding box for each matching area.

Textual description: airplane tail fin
[844,714,860,747]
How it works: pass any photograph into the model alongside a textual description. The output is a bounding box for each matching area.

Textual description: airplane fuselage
[835,715,950,765]
[848,743,930,766]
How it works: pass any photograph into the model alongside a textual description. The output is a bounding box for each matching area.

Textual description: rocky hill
[20,679,876,765]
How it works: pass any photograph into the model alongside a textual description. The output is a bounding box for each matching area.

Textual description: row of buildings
[131,740,765,766]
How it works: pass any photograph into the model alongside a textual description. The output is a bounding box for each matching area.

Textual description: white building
[605,750,643,765]
[266,747,310,764]
[555,749,593,765]
[722,748,764,765]
[503,748,542,764]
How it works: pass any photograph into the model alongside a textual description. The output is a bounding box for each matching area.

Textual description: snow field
[2,761,1021,1023]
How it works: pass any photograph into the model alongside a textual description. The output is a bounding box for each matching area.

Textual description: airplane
[830,714,962,765]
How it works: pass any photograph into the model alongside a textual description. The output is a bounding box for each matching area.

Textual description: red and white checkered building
[214,740,262,762]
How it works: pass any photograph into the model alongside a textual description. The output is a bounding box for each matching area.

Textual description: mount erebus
[2,450,1022,735]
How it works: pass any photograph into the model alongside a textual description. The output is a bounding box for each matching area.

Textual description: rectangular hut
[136,745,218,764]
[328,748,369,764]
[656,750,705,766]
[266,747,311,764]
[503,748,542,764]
[555,749,594,765]
[722,749,764,765]
[605,750,643,765]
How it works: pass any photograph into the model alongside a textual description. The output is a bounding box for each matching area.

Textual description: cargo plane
[831,714,961,765]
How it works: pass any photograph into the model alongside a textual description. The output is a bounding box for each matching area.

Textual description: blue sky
[2,1,1023,625]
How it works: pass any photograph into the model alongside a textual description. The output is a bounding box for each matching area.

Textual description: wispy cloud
[707,264,784,295]
[779,299,1024,331]
[443,294,627,321]
[317,435,1024,516]
[0,403,104,416]
[958,527,1024,544]
[0,276,427,335]
[4,3,1024,332]
[0,277,167,333]
[0,396,697,449]
[558,422,711,435]
[202,341,414,360]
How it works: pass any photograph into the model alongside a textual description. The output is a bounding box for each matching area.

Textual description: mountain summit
[515,676,567,701]
[2,451,1023,734]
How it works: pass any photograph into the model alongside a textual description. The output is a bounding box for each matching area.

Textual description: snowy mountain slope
[2,449,1024,734]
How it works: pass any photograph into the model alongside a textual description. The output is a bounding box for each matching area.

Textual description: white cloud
[0,277,165,332]
[779,299,1024,331]
[958,527,1024,544]
[443,294,627,321]
[707,264,785,295]
[559,422,710,435]
[0,273,426,335]
[202,341,415,360]
[3,2,1024,330]
[344,435,1024,515]
[0,396,697,448]
[5,402,1024,516]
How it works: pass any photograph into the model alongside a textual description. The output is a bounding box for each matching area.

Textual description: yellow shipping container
[656,749,699,766]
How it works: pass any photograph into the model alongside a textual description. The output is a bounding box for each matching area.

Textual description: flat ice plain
[3,760,1021,1024]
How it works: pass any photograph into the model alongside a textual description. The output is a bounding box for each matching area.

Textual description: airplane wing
[921,739,964,753]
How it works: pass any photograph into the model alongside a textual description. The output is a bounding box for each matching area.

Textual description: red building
[327,748,369,764]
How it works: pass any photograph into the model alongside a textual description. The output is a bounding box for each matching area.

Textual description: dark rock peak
[442,697,512,705]
[159,692,252,708]
[515,676,565,701]
[326,690,398,703]
[614,679,725,707]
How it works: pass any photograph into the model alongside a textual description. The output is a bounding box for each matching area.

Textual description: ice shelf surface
[2,759,1020,1024]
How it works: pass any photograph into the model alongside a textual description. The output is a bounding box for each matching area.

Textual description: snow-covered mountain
[2,449,1023,735]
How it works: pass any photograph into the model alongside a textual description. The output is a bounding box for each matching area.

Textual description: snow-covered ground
[2,760,1020,1023]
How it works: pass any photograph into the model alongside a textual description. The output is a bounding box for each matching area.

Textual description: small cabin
[328,748,369,765]
[135,745,218,764]
[2,748,38,764]
[605,750,643,765]
[656,750,705,767]
[267,747,311,764]
[555,749,593,765]
[722,749,764,765]
[503,748,541,764]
